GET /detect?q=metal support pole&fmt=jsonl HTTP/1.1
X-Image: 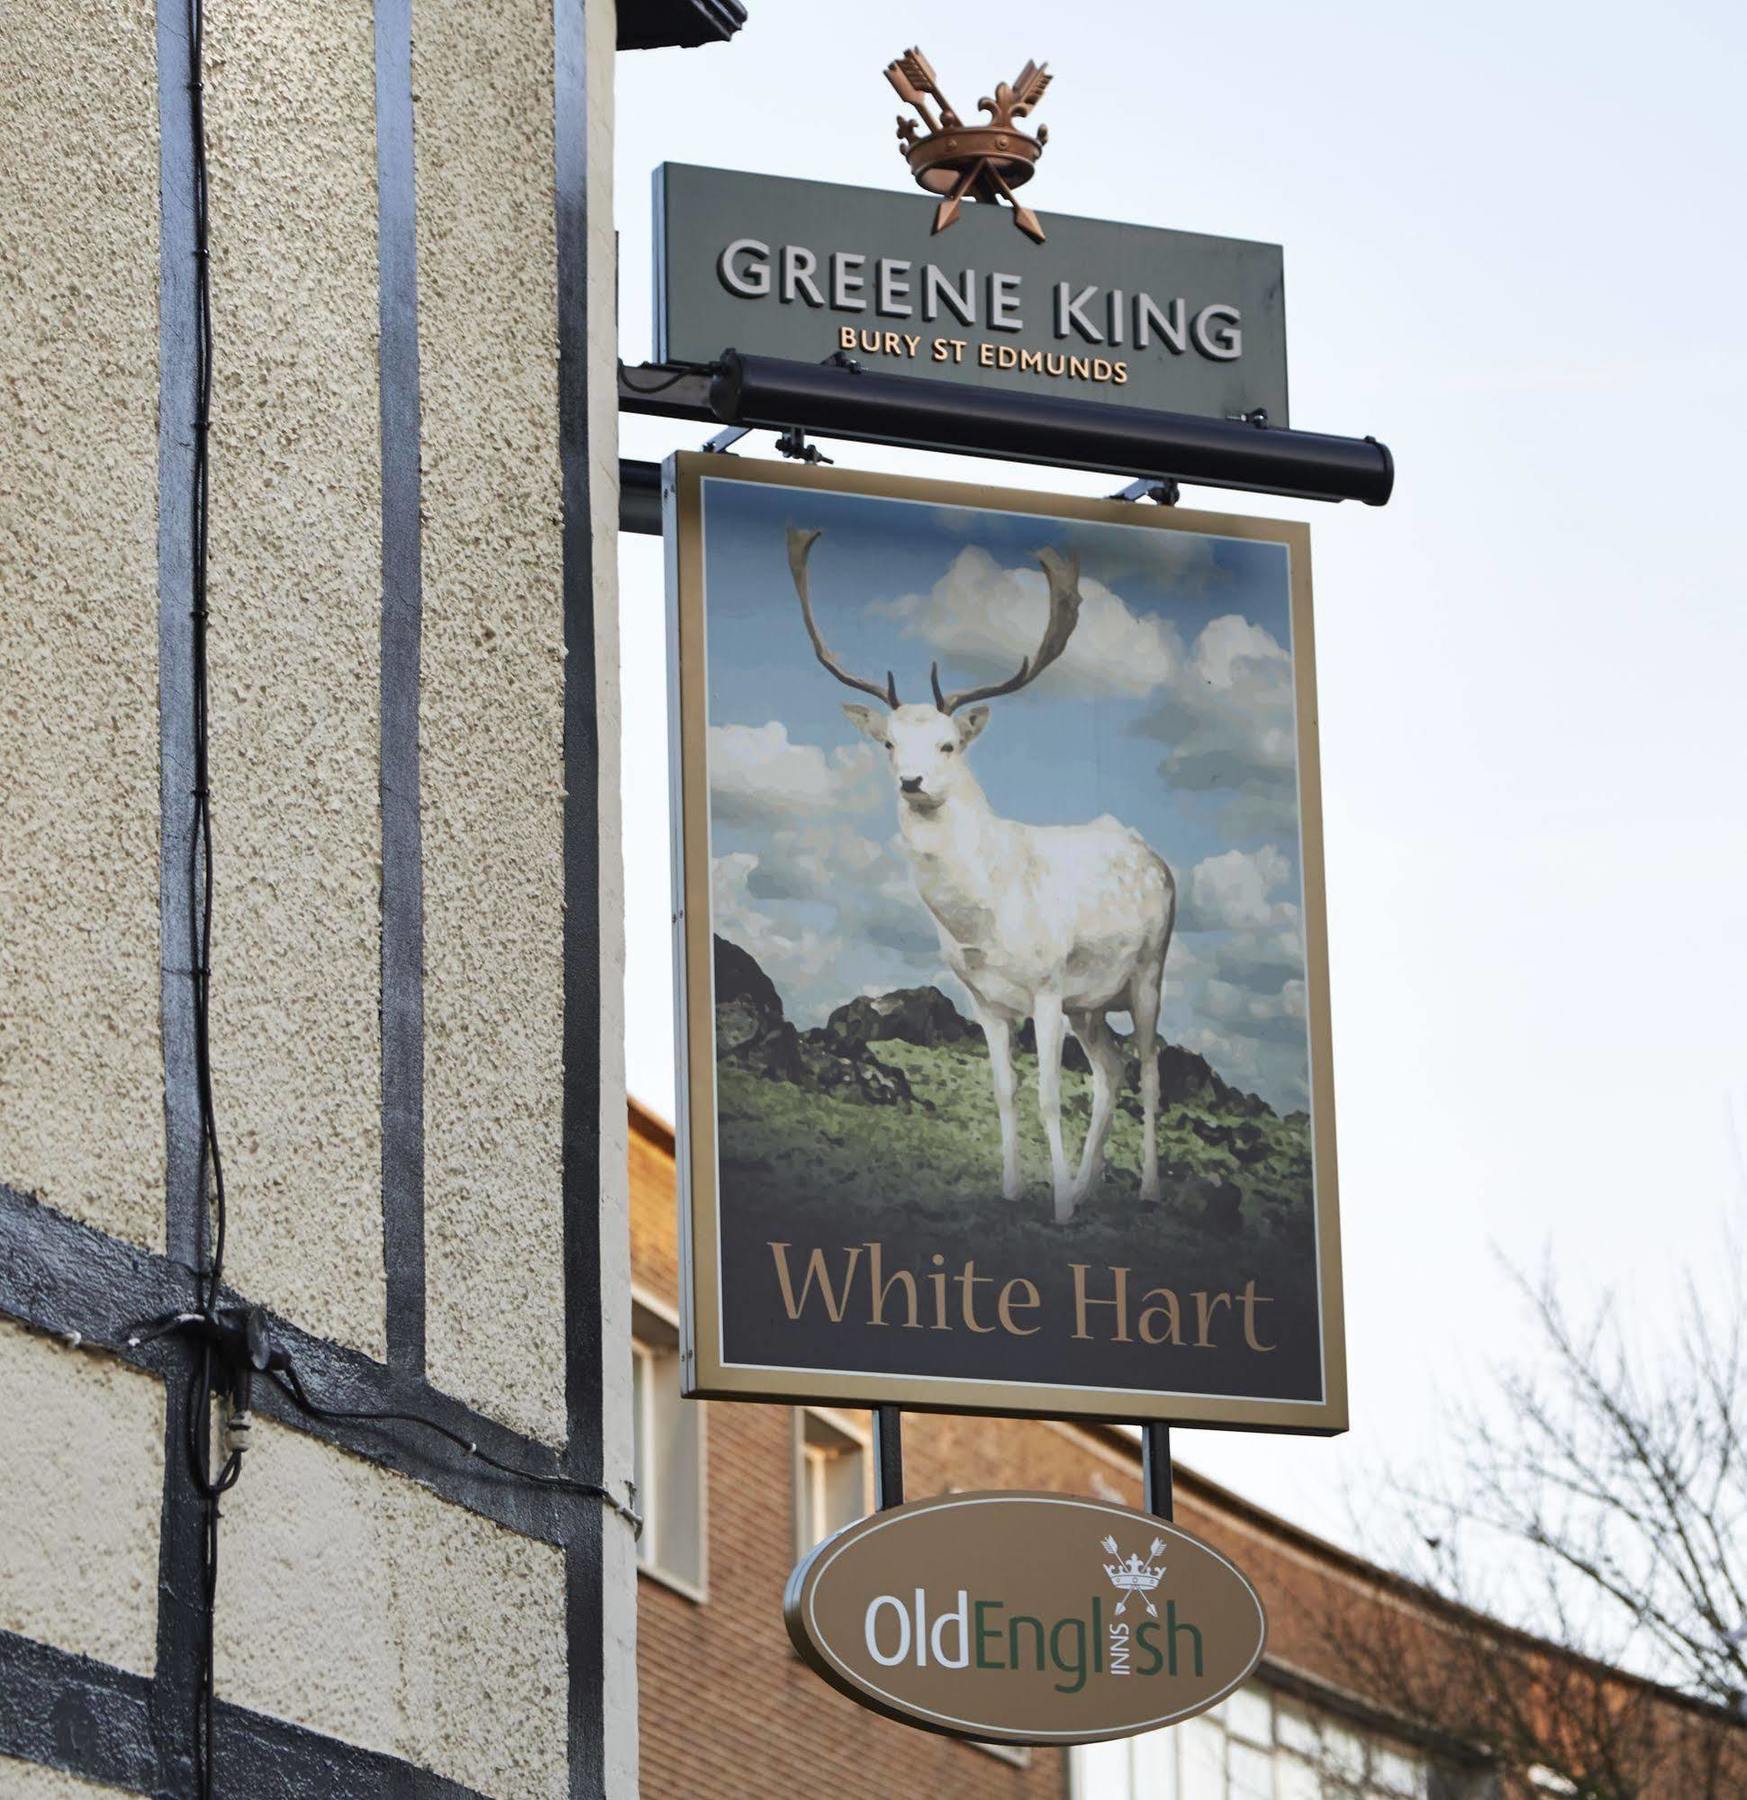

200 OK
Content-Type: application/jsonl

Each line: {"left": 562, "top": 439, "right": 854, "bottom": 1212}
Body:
{"left": 873, "top": 1405, "right": 904, "bottom": 1510}
{"left": 1142, "top": 1422, "right": 1174, "bottom": 1522}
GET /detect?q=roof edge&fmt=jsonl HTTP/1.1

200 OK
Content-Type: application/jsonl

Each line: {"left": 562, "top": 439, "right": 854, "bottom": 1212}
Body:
{"left": 617, "top": 0, "right": 746, "bottom": 52}
{"left": 629, "top": 1094, "right": 677, "bottom": 1154}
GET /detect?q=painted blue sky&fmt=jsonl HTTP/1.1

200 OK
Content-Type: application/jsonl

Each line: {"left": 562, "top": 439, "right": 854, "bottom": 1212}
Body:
{"left": 700, "top": 475, "right": 1314, "bottom": 1109}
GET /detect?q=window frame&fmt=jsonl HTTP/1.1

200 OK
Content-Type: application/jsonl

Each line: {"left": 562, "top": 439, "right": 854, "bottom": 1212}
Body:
{"left": 1067, "top": 1680, "right": 1452, "bottom": 1800}
{"left": 791, "top": 1405, "right": 874, "bottom": 1563}
{"left": 631, "top": 1287, "right": 708, "bottom": 1604}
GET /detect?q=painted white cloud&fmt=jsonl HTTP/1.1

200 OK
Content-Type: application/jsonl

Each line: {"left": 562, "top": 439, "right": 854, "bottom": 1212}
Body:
{"left": 1157, "top": 847, "right": 1313, "bottom": 1108}
{"left": 748, "top": 823, "right": 936, "bottom": 958}
{"left": 1073, "top": 527, "right": 1227, "bottom": 593}
{"left": 712, "top": 814, "right": 941, "bottom": 1029}
{"left": 1209, "top": 925, "right": 1306, "bottom": 992}
{"left": 711, "top": 852, "right": 838, "bottom": 997}
{"left": 746, "top": 818, "right": 883, "bottom": 898}
{"left": 707, "top": 722, "right": 880, "bottom": 827}
{"left": 1135, "top": 613, "right": 1299, "bottom": 833}
{"left": 876, "top": 544, "right": 1179, "bottom": 701}
{"left": 1194, "top": 613, "right": 1289, "bottom": 690}
{"left": 1176, "top": 1016, "right": 1310, "bottom": 1113}
{"left": 1200, "top": 976, "right": 1307, "bottom": 1034}
{"left": 1178, "top": 845, "right": 1299, "bottom": 932}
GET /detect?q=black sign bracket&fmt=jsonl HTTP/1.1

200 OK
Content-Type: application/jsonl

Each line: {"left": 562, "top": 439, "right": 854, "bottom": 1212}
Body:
{"left": 1142, "top": 1422, "right": 1175, "bottom": 1523}
{"left": 874, "top": 1404, "right": 904, "bottom": 1511}
{"left": 618, "top": 351, "right": 1392, "bottom": 518}
{"left": 869, "top": 1407, "right": 1175, "bottom": 1524}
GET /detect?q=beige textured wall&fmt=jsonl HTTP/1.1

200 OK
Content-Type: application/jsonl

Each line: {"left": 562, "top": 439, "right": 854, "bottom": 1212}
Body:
{"left": 2, "top": 0, "right": 635, "bottom": 1790}
{"left": 0, "top": 0, "right": 162, "bottom": 1249}
{"left": 218, "top": 1419, "right": 568, "bottom": 1798}
{"left": 0, "top": 1320, "right": 161, "bottom": 1676}
{"left": 0, "top": 1759, "right": 135, "bottom": 1798}
{"left": 415, "top": 0, "right": 568, "bottom": 1440}
{"left": 203, "top": 0, "right": 386, "bottom": 1358}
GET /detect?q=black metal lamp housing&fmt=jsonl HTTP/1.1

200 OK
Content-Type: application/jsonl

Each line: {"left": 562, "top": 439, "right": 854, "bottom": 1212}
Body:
{"left": 707, "top": 350, "right": 1393, "bottom": 506}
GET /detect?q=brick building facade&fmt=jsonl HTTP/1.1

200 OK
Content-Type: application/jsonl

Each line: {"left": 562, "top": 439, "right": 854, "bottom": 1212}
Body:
{"left": 629, "top": 1103, "right": 1747, "bottom": 1800}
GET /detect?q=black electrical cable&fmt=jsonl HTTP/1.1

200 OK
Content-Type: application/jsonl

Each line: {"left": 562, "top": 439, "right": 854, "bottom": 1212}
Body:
{"left": 617, "top": 361, "right": 698, "bottom": 395}
{"left": 186, "top": 0, "right": 223, "bottom": 1309}
{"left": 268, "top": 1365, "right": 643, "bottom": 1533}
{"left": 182, "top": 2, "right": 236, "bottom": 1794}
{"left": 164, "top": 14, "right": 638, "bottom": 1789}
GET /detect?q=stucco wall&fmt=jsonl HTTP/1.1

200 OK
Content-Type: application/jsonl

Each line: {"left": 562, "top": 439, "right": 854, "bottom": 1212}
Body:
{"left": 1, "top": 0, "right": 633, "bottom": 1790}
{"left": 415, "top": 0, "right": 568, "bottom": 1441}
{"left": 0, "top": 0, "right": 162, "bottom": 1250}
{"left": 0, "top": 1319, "right": 161, "bottom": 1677}
{"left": 217, "top": 1418, "right": 568, "bottom": 1798}
{"left": 0, "top": 1759, "right": 135, "bottom": 1798}
{"left": 204, "top": 0, "right": 387, "bottom": 1358}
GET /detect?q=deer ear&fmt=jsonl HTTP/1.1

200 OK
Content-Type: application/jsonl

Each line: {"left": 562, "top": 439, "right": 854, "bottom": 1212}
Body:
{"left": 841, "top": 703, "right": 888, "bottom": 743}
{"left": 957, "top": 705, "right": 992, "bottom": 745}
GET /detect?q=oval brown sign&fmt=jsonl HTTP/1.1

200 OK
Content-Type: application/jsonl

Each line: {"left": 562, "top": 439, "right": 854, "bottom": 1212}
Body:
{"left": 783, "top": 1490, "right": 1267, "bottom": 1745}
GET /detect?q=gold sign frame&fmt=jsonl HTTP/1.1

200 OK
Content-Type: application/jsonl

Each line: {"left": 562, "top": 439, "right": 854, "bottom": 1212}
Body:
{"left": 666, "top": 452, "right": 1346, "bottom": 1432}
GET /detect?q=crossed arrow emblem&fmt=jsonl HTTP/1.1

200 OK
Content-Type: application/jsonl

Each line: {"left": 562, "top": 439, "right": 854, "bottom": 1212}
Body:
{"left": 884, "top": 47, "right": 1053, "bottom": 244}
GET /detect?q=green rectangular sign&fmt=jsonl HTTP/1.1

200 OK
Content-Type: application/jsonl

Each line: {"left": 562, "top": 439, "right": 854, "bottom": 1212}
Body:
{"left": 654, "top": 163, "right": 1289, "bottom": 425}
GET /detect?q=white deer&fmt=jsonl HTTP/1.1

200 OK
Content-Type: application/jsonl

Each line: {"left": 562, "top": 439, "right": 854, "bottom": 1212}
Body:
{"left": 788, "top": 527, "right": 1177, "bottom": 1223}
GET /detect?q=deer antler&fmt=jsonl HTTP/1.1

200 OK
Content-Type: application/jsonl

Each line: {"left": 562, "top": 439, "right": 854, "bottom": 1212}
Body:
{"left": 930, "top": 546, "right": 1083, "bottom": 713}
{"left": 788, "top": 528, "right": 899, "bottom": 708}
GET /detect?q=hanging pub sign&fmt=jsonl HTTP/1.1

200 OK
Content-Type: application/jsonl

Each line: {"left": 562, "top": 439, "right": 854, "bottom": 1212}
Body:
{"left": 784, "top": 1491, "right": 1267, "bottom": 1745}
{"left": 653, "top": 146, "right": 1289, "bottom": 426}
{"left": 666, "top": 452, "right": 1345, "bottom": 1431}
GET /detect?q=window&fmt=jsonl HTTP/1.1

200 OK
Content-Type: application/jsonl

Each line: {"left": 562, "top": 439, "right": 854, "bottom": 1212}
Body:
{"left": 792, "top": 1407, "right": 871, "bottom": 1557}
{"left": 631, "top": 1294, "right": 705, "bottom": 1597}
{"left": 1069, "top": 1683, "right": 1462, "bottom": 1800}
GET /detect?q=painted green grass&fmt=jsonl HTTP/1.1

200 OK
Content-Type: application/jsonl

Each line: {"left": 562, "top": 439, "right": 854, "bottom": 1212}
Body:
{"left": 716, "top": 1040, "right": 1314, "bottom": 1289}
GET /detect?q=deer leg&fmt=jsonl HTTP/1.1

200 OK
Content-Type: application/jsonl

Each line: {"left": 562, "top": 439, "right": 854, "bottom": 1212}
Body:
{"left": 1033, "top": 993, "right": 1074, "bottom": 1221}
{"left": 1131, "top": 965, "right": 1164, "bottom": 1203}
{"left": 975, "top": 1007, "right": 1023, "bottom": 1201}
{"left": 1068, "top": 1010, "right": 1123, "bottom": 1206}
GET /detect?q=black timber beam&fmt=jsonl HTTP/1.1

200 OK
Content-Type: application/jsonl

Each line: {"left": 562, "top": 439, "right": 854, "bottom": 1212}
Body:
{"left": 0, "top": 1183, "right": 580, "bottom": 1546}
{"left": 0, "top": 1630, "right": 489, "bottom": 1799}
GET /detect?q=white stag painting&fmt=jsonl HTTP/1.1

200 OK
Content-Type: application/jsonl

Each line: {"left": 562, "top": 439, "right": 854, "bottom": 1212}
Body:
{"left": 788, "top": 525, "right": 1177, "bottom": 1223}
{"left": 683, "top": 464, "right": 1335, "bottom": 1415}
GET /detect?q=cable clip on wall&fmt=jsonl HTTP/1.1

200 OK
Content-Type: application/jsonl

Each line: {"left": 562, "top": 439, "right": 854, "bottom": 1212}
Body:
{"left": 127, "top": 1304, "right": 645, "bottom": 1535}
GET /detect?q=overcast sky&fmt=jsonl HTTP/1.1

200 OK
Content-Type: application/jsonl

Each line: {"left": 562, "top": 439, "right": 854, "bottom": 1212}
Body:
{"left": 615, "top": 0, "right": 1747, "bottom": 1551}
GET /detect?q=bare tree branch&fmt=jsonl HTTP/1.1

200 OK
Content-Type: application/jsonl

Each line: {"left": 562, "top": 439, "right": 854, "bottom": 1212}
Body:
{"left": 1312, "top": 1244, "right": 1747, "bottom": 1797}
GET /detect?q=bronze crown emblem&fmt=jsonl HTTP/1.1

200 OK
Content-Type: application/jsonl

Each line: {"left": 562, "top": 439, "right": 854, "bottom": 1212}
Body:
{"left": 884, "top": 47, "right": 1052, "bottom": 243}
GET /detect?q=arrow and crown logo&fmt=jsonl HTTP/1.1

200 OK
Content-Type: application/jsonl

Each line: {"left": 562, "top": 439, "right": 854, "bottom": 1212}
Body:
{"left": 1101, "top": 1533, "right": 1168, "bottom": 1617}
{"left": 884, "top": 47, "right": 1053, "bottom": 242}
